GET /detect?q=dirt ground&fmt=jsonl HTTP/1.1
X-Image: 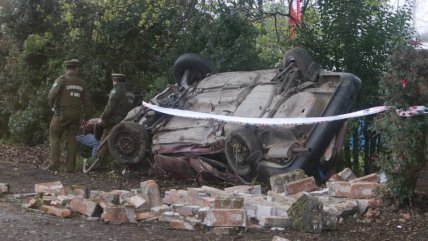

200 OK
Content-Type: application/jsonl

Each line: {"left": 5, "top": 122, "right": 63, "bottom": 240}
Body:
{"left": 1, "top": 144, "right": 428, "bottom": 241}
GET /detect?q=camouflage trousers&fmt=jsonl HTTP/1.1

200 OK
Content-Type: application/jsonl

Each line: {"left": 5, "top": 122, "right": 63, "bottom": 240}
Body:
{"left": 49, "top": 111, "right": 80, "bottom": 171}
{"left": 97, "top": 125, "right": 114, "bottom": 169}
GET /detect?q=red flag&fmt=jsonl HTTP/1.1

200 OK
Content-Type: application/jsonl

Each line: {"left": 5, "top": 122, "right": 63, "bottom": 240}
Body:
{"left": 289, "top": 0, "right": 301, "bottom": 40}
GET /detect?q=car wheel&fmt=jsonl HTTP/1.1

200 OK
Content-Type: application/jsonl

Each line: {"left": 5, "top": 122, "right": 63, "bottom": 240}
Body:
{"left": 282, "top": 47, "right": 321, "bottom": 82}
{"left": 108, "top": 121, "right": 149, "bottom": 166}
{"left": 225, "top": 129, "right": 262, "bottom": 181}
{"left": 172, "top": 53, "right": 216, "bottom": 88}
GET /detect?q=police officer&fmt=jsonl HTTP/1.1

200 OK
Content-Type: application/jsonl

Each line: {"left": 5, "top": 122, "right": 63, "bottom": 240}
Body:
{"left": 96, "top": 73, "right": 135, "bottom": 169}
{"left": 47, "top": 59, "right": 91, "bottom": 172}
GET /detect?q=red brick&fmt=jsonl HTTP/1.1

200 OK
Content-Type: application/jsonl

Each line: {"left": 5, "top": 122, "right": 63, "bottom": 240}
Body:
{"left": 170, "top": 218, "right": 201, "bottom": 230}
{"left": 214, "top": 196, "right": 244, "bottom": 209}
{"left": 200, "top": 186, "right": 227, "bottom": 197}
{"left": 69, "top": 197, "right": 102, "bottom": 217}
{"left": 285, "top": 176, "right": 317, "bottom": 195}
{"left": 224, "top": 185, "right": 262, "bottom": 195}
{"left": 101, "top": 206, "right": 129, "bottom": 224}
{"left": 126, "top": 195, "right": 148, "bottom": 209}
{"left": 61, "top": 185, "right": 88, "bottom": 198}
{"left": 270, "top": 169, "right": 307, "bottom": 194}
{"left": 163, "top": 189, "right": 178, "bottom": 205}
{"left": 204, "top": 209, "right": 247, "bottom": 227}
{"left": 89, "top": 190, "right": 120, "bottom": 206}
{"left": 338, "top": 168, "right": 357, "bottom": 181}
{"left": 328, "top": 174, "right": 343, "bottom": 181}
{"left": 350, "top": 182, "right": 379, "bottom": 199}
{"left": 23, "top": 198, "right": 40, "bottom": 209}
{"left": 34, "top": 181, "right": 64, "bottom": 195}
{"left": 140, "top": 180, "right": 162, "bottom": 207}
{"left": 327, "top": 181, "right": 351, "bottom": 198}
{"left": 173, "top": 204, "right": 199, "bottom": 217}
{"left": 41, "top": 205, "right": 72, "bottom": 218}
{"left": 259, "top": 216, "right": 291, "bottom": 228}
{"left": 136, "top": 211, "right": 159, "bottom": 221}
{"left": 350, "top": 173, "right": 379, "bottom": 183}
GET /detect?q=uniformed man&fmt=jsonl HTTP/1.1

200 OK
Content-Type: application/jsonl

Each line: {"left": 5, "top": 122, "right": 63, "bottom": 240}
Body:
{"left": 47, "top": 59, "right": 91, "bottom": 172}
{"left": 96, "top": 73, "right": 135, "bottom": 169}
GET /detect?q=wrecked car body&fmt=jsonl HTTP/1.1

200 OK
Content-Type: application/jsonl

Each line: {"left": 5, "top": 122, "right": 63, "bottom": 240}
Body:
{"left": 107, "top": 48, "right": 361, "bottom": 184}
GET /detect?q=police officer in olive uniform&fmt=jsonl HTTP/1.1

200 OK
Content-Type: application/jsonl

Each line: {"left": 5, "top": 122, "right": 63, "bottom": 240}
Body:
{"left": 97, "top": 73, "right": 135, "bottom": 169}
{"left": 47, "top": 59, "right": 91, "bottom": 172}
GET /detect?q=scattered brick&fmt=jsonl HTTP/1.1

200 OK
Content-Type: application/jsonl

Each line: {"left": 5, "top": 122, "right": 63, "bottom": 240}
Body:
{"left": 163, "top": 189, "right": 178, "bottom": 205}
{"left": 350, "top": 173, "right": 379, "bottom": 183}
{"left": 126, "top": 195, "right": 148, "bottom": 209}
{"left": 321, "top": 197, "right": 358, "bottom": 218}
{"left": 270, "top": 169, "right": 307, "bottom": 193}
{"left": 110, "top": 190, "right": 133, "bottom": 204}
{"left": 356, "top": 198, "right": 382, "bottom": 214}
{"left": 140, "top": 180, "right": 162, "bottom": 207}
{"left": 173, "top": 204, "right": 199, "bottom": 217}
{"left": 214, "top": 196, "right": 244, "bottom": 209}
{"left": 328, "top": 174, "right": 343, "bottom": 181}
{"left": 200, "top": 186, "right": 227, "bottom": 197}
{"left": 170, "top": 217, "right": 202, "bottom": 230}
{"left": 34, "top": 181, "right": 64, "bottom": 196}
{"left": 101, "top": 206, "right": 129, "bottom": 224}
{"left": 204, "top": 209, "right": 247, "bottom": 227}
{"left": 61, "top": 185, "right": 88, "bottom": 198}
{"left": 89, "top": 190, "right": 120, "bottom": 206}
{"left": 125, "top": 206, "right": 137, "bottom": 223}
{"left": 350, "top": 182, "right": 379, "bottom": 199}
{"left": 151, "top": 205, "right": 173, "bottom": 215}
{"left": 327, "top": 181, "right": 351, "bottom": 198}
{"left": 40, "top": 205, "right": 72, "bottom": 218}
{"left": 224, "top": 185, "right": 262, "bottom": 195}
{"left": 259, "top": 216, "right": 291, "bottom": 228}
{"left": 23, "top": 198, "right": 40, "bottom": 209}
{"left": 136, "top": 211, "right": 159, "bottom": 221}
{"left": 337, "top": 168, "right": 357, "bottom": 181}
{"left": 285, "top": 176, "right": 317, "bottom": 195}
{"left": 197, "top": 207, "right": 209, "bottom": 222}
{"left": 159, "top": 211, "right": 182, "bottom": 222}
{"left": 69, "top": 197, "right": 102, "bottom": 217}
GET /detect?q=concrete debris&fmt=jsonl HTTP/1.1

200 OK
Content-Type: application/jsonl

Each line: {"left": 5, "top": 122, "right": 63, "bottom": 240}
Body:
{"left": 18, "top": 169, "right": 383, "bottom": 234}
{"left": 288, "top": 193, "right": 337, "bottom": 233}
{"left": 272, "top": 236, "right": 291, "bottom": 241}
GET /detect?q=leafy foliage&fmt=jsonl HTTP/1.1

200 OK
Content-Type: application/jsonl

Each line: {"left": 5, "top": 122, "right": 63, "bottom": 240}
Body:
{"left": 295, "top": 0, "right": 415, "bottom": 176}
{"left": 372, "top": 47, "right": 428, "bottom": 205}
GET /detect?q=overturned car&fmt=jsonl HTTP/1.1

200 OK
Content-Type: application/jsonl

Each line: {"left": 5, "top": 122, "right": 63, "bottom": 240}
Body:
{"left": 106, "top": 47, "right": 361, "bottom": 184}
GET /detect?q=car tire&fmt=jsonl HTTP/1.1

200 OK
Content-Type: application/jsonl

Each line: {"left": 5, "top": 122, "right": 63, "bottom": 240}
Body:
{"left": 282, "top": 47, "right": 321, "bottom": 82}
{"left": 172, "top": 53, "right": 215, "bottom": 88}
{"left": 108, "top": 121, "right": 149, "bottom": 166}
{"left": 225, "top": 129, "right": 262, "bottom": 181}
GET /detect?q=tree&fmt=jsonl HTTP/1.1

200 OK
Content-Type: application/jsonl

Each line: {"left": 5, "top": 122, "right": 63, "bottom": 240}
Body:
{"left": 295, "top": 0, "right": 414, "bottom": 175}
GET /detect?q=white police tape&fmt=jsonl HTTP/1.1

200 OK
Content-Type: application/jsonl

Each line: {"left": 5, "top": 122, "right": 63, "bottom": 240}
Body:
{"left": 396, "top": 105, "right": 428, "bottom": 117}
{"left": 143, "top": 102, "right": 426, "bottom": 126}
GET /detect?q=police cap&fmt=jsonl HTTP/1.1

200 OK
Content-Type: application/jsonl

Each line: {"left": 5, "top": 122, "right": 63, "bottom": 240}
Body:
{"left": 64, "top": 59, "right": 79, "bottom": 67}
{"left": 111, "top": 73, "right": 126, "bottom": 82}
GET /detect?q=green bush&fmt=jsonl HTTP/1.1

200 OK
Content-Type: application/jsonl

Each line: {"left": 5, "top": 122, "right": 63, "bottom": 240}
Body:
{"left": 8, "top": 81, "right": 51, "bottom": 145}
{"left": 372, "top": 46, "right": 428, "bottom": 205}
